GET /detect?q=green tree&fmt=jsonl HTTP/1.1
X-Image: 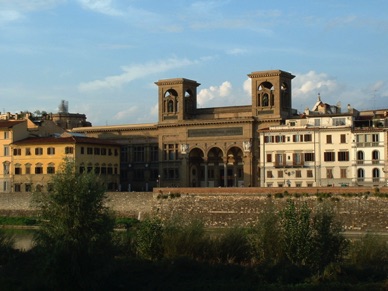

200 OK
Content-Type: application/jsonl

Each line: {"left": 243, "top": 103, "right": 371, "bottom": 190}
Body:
{"left": 33, "top": 160, "right": 115, "bottom": 289}
{"left": 279, "top": 200, "right": 313, "bottom": 267}
{"left": 133, "top": 218, "right": 164, "bottom": 261}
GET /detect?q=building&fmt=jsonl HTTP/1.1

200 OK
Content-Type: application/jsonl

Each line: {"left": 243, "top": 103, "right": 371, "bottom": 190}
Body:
{"left": 11, "top": 133, "right": 120, "bottom": 192}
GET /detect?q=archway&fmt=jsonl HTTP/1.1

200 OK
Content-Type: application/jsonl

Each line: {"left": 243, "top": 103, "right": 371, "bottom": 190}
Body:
{"left": 188, "top": 148, "right": 205, "bottom": 187}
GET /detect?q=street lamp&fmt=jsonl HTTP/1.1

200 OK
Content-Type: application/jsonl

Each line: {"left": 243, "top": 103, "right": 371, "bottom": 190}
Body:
{"left": 157, "top": 174, "right": 161, "bottom": 187}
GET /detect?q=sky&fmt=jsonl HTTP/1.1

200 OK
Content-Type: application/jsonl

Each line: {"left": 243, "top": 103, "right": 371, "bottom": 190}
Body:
{"left": 0, "top": 0, "right": 387, "bottom": 126}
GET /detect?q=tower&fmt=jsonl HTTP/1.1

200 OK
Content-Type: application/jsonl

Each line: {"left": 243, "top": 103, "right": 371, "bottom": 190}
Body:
{"left": 155, "top": 78, "right": 200, "bottom": 123}
{"left": 248, "top": 70, "right": 295, "bottom": 127}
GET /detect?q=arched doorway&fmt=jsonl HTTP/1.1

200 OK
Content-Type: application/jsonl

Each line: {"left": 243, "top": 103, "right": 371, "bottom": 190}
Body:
{"left": 188, "top": 148, "right": 205, "bottom": 187}
{"left": 226, "top": 147, "right": 244, "bottom": 187}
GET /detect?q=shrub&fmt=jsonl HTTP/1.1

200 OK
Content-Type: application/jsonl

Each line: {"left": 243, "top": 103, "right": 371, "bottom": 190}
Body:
{"left": 133, "top": 218, "right": 164, "bottom": 261}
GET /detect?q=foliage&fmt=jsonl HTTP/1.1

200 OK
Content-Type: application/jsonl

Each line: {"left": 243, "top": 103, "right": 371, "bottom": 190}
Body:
{"left": 0, "top": 216, "right": 38, "bottom": 226}
{"left": 133, "top": 218, "right": 164, "bottom": 261}
{"left": 33, "top": 160, "right": 115, "bottom": 289}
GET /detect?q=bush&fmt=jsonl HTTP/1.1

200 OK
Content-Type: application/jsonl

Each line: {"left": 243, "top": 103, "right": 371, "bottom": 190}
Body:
{"left": 133, "top": 218, "right": 164, "bottom": 261}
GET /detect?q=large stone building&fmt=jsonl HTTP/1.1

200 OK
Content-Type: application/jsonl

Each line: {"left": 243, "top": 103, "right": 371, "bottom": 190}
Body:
{"left": 71, "top": 69, "right": 388, "bottom": 191}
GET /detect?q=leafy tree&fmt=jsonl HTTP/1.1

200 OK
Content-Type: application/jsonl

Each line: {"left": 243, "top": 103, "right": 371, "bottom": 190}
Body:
{"left": 279, "top": 200, "right": 313, "bottom": 267}
{"left": 33, "top": 160, "right": 115, "bottom": 289}
{"left": 133, "top": 218, "right": 164, "bottom": 261}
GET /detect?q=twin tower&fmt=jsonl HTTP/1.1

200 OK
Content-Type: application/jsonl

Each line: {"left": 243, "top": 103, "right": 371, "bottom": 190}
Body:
{"left": 155, "top": 69, "right": 295, "bottom": 124}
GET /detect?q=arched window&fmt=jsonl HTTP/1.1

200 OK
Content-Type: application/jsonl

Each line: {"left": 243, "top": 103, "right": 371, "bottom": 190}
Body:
{"left": 47, "top": 163, "right": 55, "bottom": 174}
{"left": 357, "top": 151, "right": 364, "bottom": 164}
{"left": 372, "top": 150, "right": 379, "bottom": 163}
{"left": 167, "top": 100, "right": 174, "bottom": 112}
{"left": 357, "top": 168, "right": 364, "bottom": 182}
{"left": 262, "top": 93, "right": 269, "bottom": 106}
{"left": 372, "top": 168, "right": 380, "bottom": 182}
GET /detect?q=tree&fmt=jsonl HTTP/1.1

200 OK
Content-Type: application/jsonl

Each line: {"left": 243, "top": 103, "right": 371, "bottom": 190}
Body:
{"left": 33, "top": 160, "right": 115, "bottom": 289}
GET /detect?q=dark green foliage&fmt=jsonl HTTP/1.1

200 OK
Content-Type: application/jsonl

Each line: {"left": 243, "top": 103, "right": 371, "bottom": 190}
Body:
{"left": 348, "top": 233, "right": 388, "bottom": 267}
{"left": 33, "top": 160, "right": 115, "bottom": 289}
{"left": 0, "top": 216, "right": 38, "bottom": 226}
{"left": 133, "top": 218, "right": 164, "bottom": 260}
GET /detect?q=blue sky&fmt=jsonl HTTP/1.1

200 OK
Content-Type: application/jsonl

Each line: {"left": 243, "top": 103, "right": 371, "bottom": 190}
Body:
{"left": 0, "top": 0, "right": 387, "bottom": 126}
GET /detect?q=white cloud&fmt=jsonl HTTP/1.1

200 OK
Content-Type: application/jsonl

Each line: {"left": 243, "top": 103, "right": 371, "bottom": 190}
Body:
{"left": 113, "top": 105, "right": 138, "bottom": 121}
{"left": 77, "top": 0, "right": 122, "bottom": 16}
{"left": 197, "top": 81, "right": 232, "bottom": 106}
{"left": 78, "top": 57, "right": 201, "bottom": 92}
{"left": 0, "top": 10, "right": 23, "bottom": 24}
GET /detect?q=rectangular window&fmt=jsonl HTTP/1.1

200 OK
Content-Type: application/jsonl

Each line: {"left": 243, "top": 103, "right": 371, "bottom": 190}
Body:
{"left": 293, "top": 135, "right": 303, "bottom": 142}
{"left": 295, "top": 170, "right": 301, "bottom": 178}
{"left": 314, "top": 119, "right": 320, "bottom": 126}
{"left": 338, "top": 151, "right": 349, "bottom": 161}
{"left": 94, "top": 147, "right": 100, "bottom": 155}
{"left": 87, "top": 147, "right": 93, "bottom": 155}
{"left": 4, "top": 146, "right": 9, "bottom": 156}
{"left": 326, "top": 135, "right": 332, "bottom": 144}
{"left": 15, "top": 167, "right": 22, "bottom": 175}
{"left": 13, "top": 148, "right": 21, "bottom": 156}
{"left": 25, "top": 166, "right": 31, "bottom": 174}
{"left": 81, "top": 147, "right": 85, "bottom": 154}
{"left": 293, "top": 153, "right": 303, "bottom": 165}
{"left": 35, "top": 147, "right": 43, "bottom": 155}
{"left": 275, "top": 135, "right": 285, "bottom": 143}
{"left": 101, "top": 148, "right": 107, "bottom": 155}
{"left": 4, "top": 131, "right": 9, "bottom": 139}
{"left": 307, "top": 170, "right": 313, "bottom": 178}
{"left": 35, "top": 166, "right": 43, "bottom": 174}
{"left": 163, "top": 168, "right": 179, "bottom": 180}
{"left": 333, "top": 118, "right": 346, "bottom": 126}
{"left": 25, "top": 184, "right": 32, "bottom": 192}
{"left": 25, "top": 148, "right": 31, "bottom": 155}
{"left": 340, "top": 168, "right": 347, "bottom": 179}
{"left": 340, "top": 134, "right": 346, "bottom": 143}
{"left": 14, "top": 184, "right": 21, "bottom": 192}
{"left": 134, "top": 146, "right": 145, "bottom": 162}
{"left": 47, "top": 166, "right": 55, "bottom": 174}
{"left": 266, "top": 171, "right": 273, "bottom": 178}
{"left": 324, "top": 152, "right": 335, "bottom": 162}
{"left": 278, "top": 170, "right": 283, "bottom": 178}
{"left": 266, "top": 153, "right": 272, "bottom": 163}
{"left": 264, "top": 136, "right": 274, "bottom": 143}
{"left": 326, "top": 168, "right": 333, "bottom": 179}
{"left": 304, "top": 134, "right": 312, "bottom": 142}
{"left": 65, "top": 147, "right": 74, "bottom": 154}
{"left": 372, "top": 134, "right": 379, "bottom": 143}
{"left": 304, "top": 152, "right": 315, "bottom": 162}
{"left": 47, "top": 147, "right": 55, "bottom": 155}
{"left": 150, "top": 146, "right": 159, "bottom": 161}
{"left": 164, "top": 144, "right": 178, "bottom": 161}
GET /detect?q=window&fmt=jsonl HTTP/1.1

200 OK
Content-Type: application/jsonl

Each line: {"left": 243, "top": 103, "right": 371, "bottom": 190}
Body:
{"left": 35, "top": 164, "right": 43, "bottom": 174}
{"left": 164, "top": 144, "right": 178, "bottom": 161}
{"left": 333, "top": 118, "right": 346, "bottom": 126}
{"left": 163, "top": 168, "right": 179, "bottom": 180}
{"left": 264, "top": 136, "right": 274, "bottom": 143}
{"left": 25, "top": 184, "right": 32, "bottom": 192}
{"left": 314, "top": 119, "right": 321, "bottom": 126}
{"left": 275, "top": 154, "right": 284, "bottom": 165}
{"left": 266, "top": 153, "right": 272, "bottom": 162}
{"left": 101, "top": 148, "right": 107, "bottom": 155}
{"left": 326, "top": 135, "right": 332, "bottom": 144}
{"left": 340, "top": 134, "right": 346, "bottom": 143}
{"left": 293, "top": 134, "right": 303, "bottom": 142}
{"left": 4, "top": 132, "right": 9, "bottom": 139}
{"left": 150, "top": 146, "right": 159, "bottom": 161}
{"left": 14, "top": 164, "right": 22, "bottom": 175}
{"left": 293, "top": 153, "right": 303, "bottom": 165}
{"left": 372, "top": 150, "right": 379, "bottom": 163}
{"left": 25, "top": 164, "right": 31, "bottom": 174}
{"left": 25, "top": 148, "right": 31, "bottom": 155}
{"left": 304, "top": 134, "right": 312, "bottom": 142}
{"left": 340, "top": 168, "right": 347, "bottom": 179}
{"left": 3, "top": 162, "right": 9, "bottom": 175}
{"left": 324, "top": 152, "right": 335, "bottom": 162}
{"left": 65, "top": 147, "right": 74, "bottom": 154}
{"left": 266, "top": 171, "right": 273, "bottom": 178}
{"left": 338, "top": 151, "right": 349, "bottom": 161}
{"left": 87, "top": 147, "right": 93, "bottom": 155}
{"left": 295, "top": 170, "right": 301, "bottom": 178}
{"left": 35, "top": 147, "right": 43, "bottom": 155}
{"left": 14, "top": 184, "right": 21, "bottom": 192}
{"left": 81, "top": 147, "right": 85, "bottom": 154}
{"left": 79, "top": 164, "right": 85, "bottom": 174}
{"left": 278, "top": 170, "right": 283, "bottom": 178}
{"left": 47, "top": 164, "right": 55, "bottom": 174}
{"left": 357, "top": 168, "right": 364, "bottom": 181}
{"left": 307, "top": 170, "right": 313, "bottom": 178}
{"left": 372, "top": 168, "right": 380, "bottom": 182}
{"left": 372, "top": 134, "right": 379, "bottom": 143}
{"left": 47, "top": 147, "right": 55, "bottom": 155}
{"left": 326, "top": 168, "right": 333, "bottom": 179}
{"left": 13, "top": 148, "right": 21, "bottom": 156}
{"left": 304, "top": 152, "right": 315, "bottom": 162}
{"left": 275, "top": 135, "right": 285, "bottom": 143}
{"left": 134, "top": 146, "right": 145, "bottom": 162}
{"left": 94, "top": 147, "right": 100, "bottom": 155}
{"left": 4, "top": 146, "right": 9, "bottom": 156}
{"left": 357, "top": 151, "right": 364, "bottom": 164}
{"left": 107, "top": 164, "right": 113, "bottom": 174}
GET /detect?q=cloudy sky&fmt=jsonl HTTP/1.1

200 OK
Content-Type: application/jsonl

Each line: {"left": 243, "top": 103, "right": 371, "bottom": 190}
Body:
{"left": 1, "top": 0, "right": 387, "bottom": 126}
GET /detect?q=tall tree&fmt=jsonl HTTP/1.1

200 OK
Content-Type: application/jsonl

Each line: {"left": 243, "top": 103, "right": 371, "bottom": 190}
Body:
{"left": 34, "top": 160, "right": 115, "bottom": 289}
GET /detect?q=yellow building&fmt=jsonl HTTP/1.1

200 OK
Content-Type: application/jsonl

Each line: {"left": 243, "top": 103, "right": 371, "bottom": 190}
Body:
{"left": 0, "top": 120, "right": 29, "bottom": 193}
{"left": 11, "top": 134, "right": 120, "bottom": 192}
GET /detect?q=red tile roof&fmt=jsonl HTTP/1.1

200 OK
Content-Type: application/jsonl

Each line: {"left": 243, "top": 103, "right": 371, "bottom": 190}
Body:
{"left": 12, "top": 136, "right": 120, "bottom": 146}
